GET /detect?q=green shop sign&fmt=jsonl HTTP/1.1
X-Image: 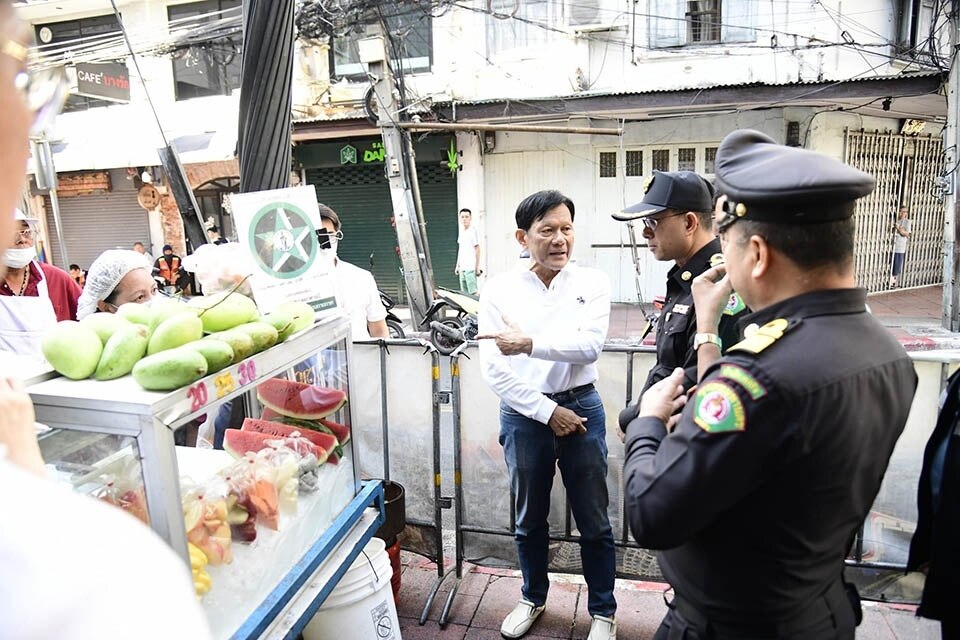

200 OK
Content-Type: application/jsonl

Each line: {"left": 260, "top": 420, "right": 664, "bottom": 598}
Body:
{"left": 294, "top": 135, "right": 456, "bottom": 171}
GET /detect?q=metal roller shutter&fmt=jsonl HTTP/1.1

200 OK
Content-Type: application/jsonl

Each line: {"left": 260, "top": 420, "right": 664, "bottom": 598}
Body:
{"left": 305, "top": 163, "right": 458, "bottom": 301}
{"left": 43, "top": 192, "right": 151, "bottom": 271}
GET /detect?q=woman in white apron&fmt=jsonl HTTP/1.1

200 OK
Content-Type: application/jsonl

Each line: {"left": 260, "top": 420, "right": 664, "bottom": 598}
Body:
{"left": 0, "top": 210, "right": 56, "bottom": 357}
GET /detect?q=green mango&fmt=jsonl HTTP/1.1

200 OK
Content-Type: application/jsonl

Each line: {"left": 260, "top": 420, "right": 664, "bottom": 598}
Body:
{"left": 262, "top": 311, "right": 296, "bottom": 342}
{"left": 94, "top": 323, "right": 149, "bottom": 380}
{"left": 188, "top": 292, "right": 259, "bottom": 333}
{"left": 116, "top": 302, "right": 153, "bottom": 328}
{"left": 183, "top": 339, "right": 234, "bottom": 374}
{"left": 233, "top": 321, "right": 279, "bottom": 354}
{"left": 41, "top": 321, "right": 103, "bottom": 380}
{"left": 148, "top": 298, "right": 197, "bottom": 334}
{"left": 205, "top": 330, "right": 255, "bottom": 363}
{"left": 132, "top": 348, "right": 208, "bottom": 391}
{"left": 147, "top": 313, "right": 204, "bottom": 355}
{"left": 80, "top": 313, "right": 132, "bottom": 346}
{"left": 271, "top": 301, "right": 315, "bottom": 334}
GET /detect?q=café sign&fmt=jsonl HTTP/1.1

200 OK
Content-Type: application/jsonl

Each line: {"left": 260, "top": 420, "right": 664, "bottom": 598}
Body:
{"left": 75, "top": 62, "right": 130, "bottom": 103}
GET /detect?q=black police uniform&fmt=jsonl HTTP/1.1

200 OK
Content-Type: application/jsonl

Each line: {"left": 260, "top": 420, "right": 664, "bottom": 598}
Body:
{"left": 622, "top": 130, "right": 919, "bottom": 640}
{"left": 642, "top": 237, "right": 743, "bottom": 393}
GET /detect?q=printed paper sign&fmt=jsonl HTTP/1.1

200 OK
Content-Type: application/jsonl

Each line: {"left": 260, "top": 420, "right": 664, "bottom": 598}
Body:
{"left": 229, "top": 185, "right": 338, "bottom": 316}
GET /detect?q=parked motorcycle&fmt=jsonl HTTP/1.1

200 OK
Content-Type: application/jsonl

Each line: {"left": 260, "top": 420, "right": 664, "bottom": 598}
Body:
{"left": 368, "top": 253, "right": 406, "bottom": 338}
{"left": 379, "top": 288, "right": 406, "bottom": 339}
{"left": 422, "top": 287, "right": 479, "bottom": 355}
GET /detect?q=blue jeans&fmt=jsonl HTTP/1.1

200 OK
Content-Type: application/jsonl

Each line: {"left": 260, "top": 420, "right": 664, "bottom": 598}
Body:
{"left": 499, "top": 387, "right": 617, "bottom": 618}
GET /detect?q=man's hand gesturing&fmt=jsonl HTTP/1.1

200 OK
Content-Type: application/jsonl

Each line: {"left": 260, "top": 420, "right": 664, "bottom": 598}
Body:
{"left": 476, "top": 315, "right": 533, "bottom": 356}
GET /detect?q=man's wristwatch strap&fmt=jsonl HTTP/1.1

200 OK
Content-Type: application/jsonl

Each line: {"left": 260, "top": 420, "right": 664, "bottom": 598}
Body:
{"left": 694, "top": 333, "right": 722, "bottom": 351}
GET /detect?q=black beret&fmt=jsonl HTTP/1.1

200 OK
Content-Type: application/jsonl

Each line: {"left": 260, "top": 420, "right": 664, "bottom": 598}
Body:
{"left": 715, "top": 129, "right": 876, "bottom": 224}
{"left": 613, "top": 170, "right": 713, "bottom": 221}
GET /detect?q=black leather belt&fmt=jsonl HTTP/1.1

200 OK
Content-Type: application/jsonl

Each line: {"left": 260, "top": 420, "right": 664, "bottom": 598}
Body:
{"left": 545, "top": 383, "right": 595, "bottom": 404}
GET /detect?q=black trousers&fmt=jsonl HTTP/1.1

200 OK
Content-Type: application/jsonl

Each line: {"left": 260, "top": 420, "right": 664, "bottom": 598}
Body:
{"left": 652, "top": 583, "right": 856, "bottom": 640}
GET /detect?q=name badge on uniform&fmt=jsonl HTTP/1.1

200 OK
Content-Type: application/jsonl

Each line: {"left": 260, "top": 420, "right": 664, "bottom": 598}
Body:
{"left": 672, "top": 304, "right": 690, "bottom": 315}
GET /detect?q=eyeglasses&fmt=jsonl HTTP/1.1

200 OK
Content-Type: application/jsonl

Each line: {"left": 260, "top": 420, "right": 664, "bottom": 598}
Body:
{"left": 13, "top": 228, "right": 34, "bottom": 242}
{"left": 641, "top": 212, "right": 686, "bottom": 231}
{"left": 1, "top": 37, "right": 68, "bottom": 135}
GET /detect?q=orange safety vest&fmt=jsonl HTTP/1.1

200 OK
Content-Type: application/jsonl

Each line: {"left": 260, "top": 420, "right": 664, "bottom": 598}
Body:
{"left": 157, "top": 255, "right": 181, "bottom": 284}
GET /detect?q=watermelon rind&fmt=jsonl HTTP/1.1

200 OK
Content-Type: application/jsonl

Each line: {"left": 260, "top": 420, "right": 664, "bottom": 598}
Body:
{"left": 256, "top": 378, "right": 347, "bottom": 419}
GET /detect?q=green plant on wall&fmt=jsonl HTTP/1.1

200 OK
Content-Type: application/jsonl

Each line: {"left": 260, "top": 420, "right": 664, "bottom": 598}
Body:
{"left": 446, "top": 139, "right": 460, "bottom": 177}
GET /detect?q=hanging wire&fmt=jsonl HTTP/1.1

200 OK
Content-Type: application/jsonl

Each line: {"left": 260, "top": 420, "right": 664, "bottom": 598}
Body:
{"left": 108, "top": 0, "right": 168, "bottom": 146}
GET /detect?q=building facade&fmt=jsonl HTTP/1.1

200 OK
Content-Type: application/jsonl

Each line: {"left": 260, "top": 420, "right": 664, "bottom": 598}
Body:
{"left": 18, "top": 0, "right": 950, "bottom": 298}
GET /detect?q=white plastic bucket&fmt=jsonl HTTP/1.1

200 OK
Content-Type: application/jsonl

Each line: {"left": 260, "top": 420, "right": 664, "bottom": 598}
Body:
{"left": 303, "top": 536, "right": 402, "bottom": 640}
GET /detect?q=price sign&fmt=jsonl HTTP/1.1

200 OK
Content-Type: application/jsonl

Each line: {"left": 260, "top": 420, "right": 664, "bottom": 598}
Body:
{"left": 182, "top": 356, "right": 259, "bottom": 414}
{"left": 237, "top": 360, "right": 257, "bottom": 386}
{"left": 187, "top": 381, "right": 208, "bottom": 412}
{"left": 214, "top": 371, "right": 235, "bottom": 399}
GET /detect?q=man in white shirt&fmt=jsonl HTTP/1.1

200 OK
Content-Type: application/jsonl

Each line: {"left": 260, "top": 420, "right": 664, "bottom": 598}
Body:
{"left": 318, "top": 204, "right": 389, "bottom": 341}
{"left": 455, "top": 208, "right": 481, "bottom": 294}
{"left": 477, "top": 190, "right": 617, "bottom": 640}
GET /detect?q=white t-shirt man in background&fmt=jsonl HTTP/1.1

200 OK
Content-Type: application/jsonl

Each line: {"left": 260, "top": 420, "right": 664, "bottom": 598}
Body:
{"left": 456, "top": 208, "right": 481, "bottom": 294}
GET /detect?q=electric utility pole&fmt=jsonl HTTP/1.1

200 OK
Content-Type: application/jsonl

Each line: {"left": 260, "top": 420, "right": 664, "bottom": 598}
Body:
{"left": 360, "top": 34, "right": 435, "bottom": 327}
{"left": 943, "top": 5, "right": 960, "bottom": 330}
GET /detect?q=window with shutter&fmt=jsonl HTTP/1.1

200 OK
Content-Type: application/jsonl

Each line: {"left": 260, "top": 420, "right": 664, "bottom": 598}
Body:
{"left": 649, "top": 0, "right": 756, "bottom": 48}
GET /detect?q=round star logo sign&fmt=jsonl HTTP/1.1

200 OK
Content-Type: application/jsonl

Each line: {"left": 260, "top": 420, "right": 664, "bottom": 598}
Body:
{"left": 248, "top": 202, "right": 317, "bottom": 279}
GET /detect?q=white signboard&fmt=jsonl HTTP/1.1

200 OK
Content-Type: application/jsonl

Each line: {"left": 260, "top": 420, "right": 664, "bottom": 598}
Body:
{"left": 229, "top": 185, "right": 338, "bottom": 315}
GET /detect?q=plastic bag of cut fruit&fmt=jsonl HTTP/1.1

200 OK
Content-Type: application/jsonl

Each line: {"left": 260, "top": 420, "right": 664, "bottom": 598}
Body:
{"left": 181, "top": 242, "right": 255, "bottom": 296}
{"left": 255, "top": 443, "right": 302, "bottom": 515}
{"left": 219, "top": 456, "right": 260, "bottom": 543}
{"left": 182, "top": 481, "right": 233, "bottom": 566}
{"left": 92, "top": 460, "right": 149, "bottom": 525}
{"left": 222, "top": 453, "right": 280, "bottom": 532}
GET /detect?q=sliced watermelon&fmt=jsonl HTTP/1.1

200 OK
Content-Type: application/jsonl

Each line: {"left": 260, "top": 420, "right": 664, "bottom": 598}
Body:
{"left": 241, "top": 418, "right": 330, "bottom": 464}
{"left": 320, "top": 418, "right": 351, "bottom": 445}
{"left": 260, "top": 406, "right": 284, "bottom": 422}
{"left": 223, "top": 428, "right": 320, "bottom": 460}
{"left": 269, "top": 416, "right": 343, "bottom": 463}
{"left": 256, "top": 378, "right": 347, "bottom": 419}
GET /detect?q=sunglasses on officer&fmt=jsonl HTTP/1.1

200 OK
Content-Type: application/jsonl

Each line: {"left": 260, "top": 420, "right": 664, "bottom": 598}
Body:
{"left": 1, "top": 36, "right": 68, "bottom": 135}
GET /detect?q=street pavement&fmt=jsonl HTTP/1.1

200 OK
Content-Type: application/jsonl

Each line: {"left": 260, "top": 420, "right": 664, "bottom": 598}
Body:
{"left": 392, "top": 285, "right": 950, "bottom": 640}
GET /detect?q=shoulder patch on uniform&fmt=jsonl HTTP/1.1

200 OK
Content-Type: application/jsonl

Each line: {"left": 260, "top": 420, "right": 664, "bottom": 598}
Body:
{"left": 722, "top": 292, "right": 746, "bottom": 316}
{"left": 718, "top": 364, "right": 766, "bottom": 399}
{"left": 693, "top": 381, "right": 746, "bottom": 434}
{"left": 728, "top": 318, "right": 789, "bottom": 354}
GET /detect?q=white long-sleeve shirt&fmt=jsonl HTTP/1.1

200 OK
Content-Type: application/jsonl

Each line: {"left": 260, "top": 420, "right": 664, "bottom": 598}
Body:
{"left": 479, "top": 263, "right": 611, "bottom": 424}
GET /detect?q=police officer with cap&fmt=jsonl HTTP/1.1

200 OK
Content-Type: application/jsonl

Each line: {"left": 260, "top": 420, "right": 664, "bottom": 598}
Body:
{"left": 613, "top": 171, "right": 746, "bottom": 430}
{"left": 623, "top": 130, "right": 918, "bottom": 639}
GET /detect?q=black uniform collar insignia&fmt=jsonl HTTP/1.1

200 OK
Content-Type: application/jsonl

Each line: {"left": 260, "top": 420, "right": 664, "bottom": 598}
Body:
{"left": 667, "top": 238, "right": 723, "bottom": 292}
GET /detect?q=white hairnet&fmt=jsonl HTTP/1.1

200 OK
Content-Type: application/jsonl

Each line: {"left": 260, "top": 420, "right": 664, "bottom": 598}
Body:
{"left": 77, "top": 249, "right": 152, "bottom": 320}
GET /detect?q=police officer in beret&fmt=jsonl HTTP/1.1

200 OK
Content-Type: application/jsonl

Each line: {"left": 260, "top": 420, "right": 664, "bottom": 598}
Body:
{"left": 623, "top": 130, "right": 918, "bottom": 639}
{"left": 613, "top": 171, "right": 746, "bottom": 430}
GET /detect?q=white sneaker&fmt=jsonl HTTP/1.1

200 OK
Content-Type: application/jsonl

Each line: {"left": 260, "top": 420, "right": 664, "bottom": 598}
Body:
{"left": 587, "top": 615, "right": 617, "bottom": 640}
{"left": 500, "top": 599, "right": 545, "bottom": 638}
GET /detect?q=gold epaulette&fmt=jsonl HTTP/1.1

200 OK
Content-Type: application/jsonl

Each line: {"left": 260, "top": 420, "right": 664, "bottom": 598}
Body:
{"left": 728, "top": 318, "right": 789, "bottom": 354}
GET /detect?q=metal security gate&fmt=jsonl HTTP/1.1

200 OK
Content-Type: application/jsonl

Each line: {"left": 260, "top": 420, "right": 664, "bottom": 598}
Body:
{"left": 845, "top": 130, "right": 944, "bottom": 293}
{"left": 43, "top": 192, "right": 151, "bottom": 271}
{"left": 305, "top": 163, "right": 458, "bottom": 301}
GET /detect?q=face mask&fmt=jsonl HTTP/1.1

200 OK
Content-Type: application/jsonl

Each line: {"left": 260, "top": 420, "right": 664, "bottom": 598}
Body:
{"left": 3, "top": 247, "right": 36, "bottom": 268}
{"left": 320, "top": 238, "right": 338, "bottom": 261}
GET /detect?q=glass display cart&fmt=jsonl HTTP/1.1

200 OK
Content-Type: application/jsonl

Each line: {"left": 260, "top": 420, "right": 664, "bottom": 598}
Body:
{"left": 26, "top": 314, "right": 385, "bottom": 639}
